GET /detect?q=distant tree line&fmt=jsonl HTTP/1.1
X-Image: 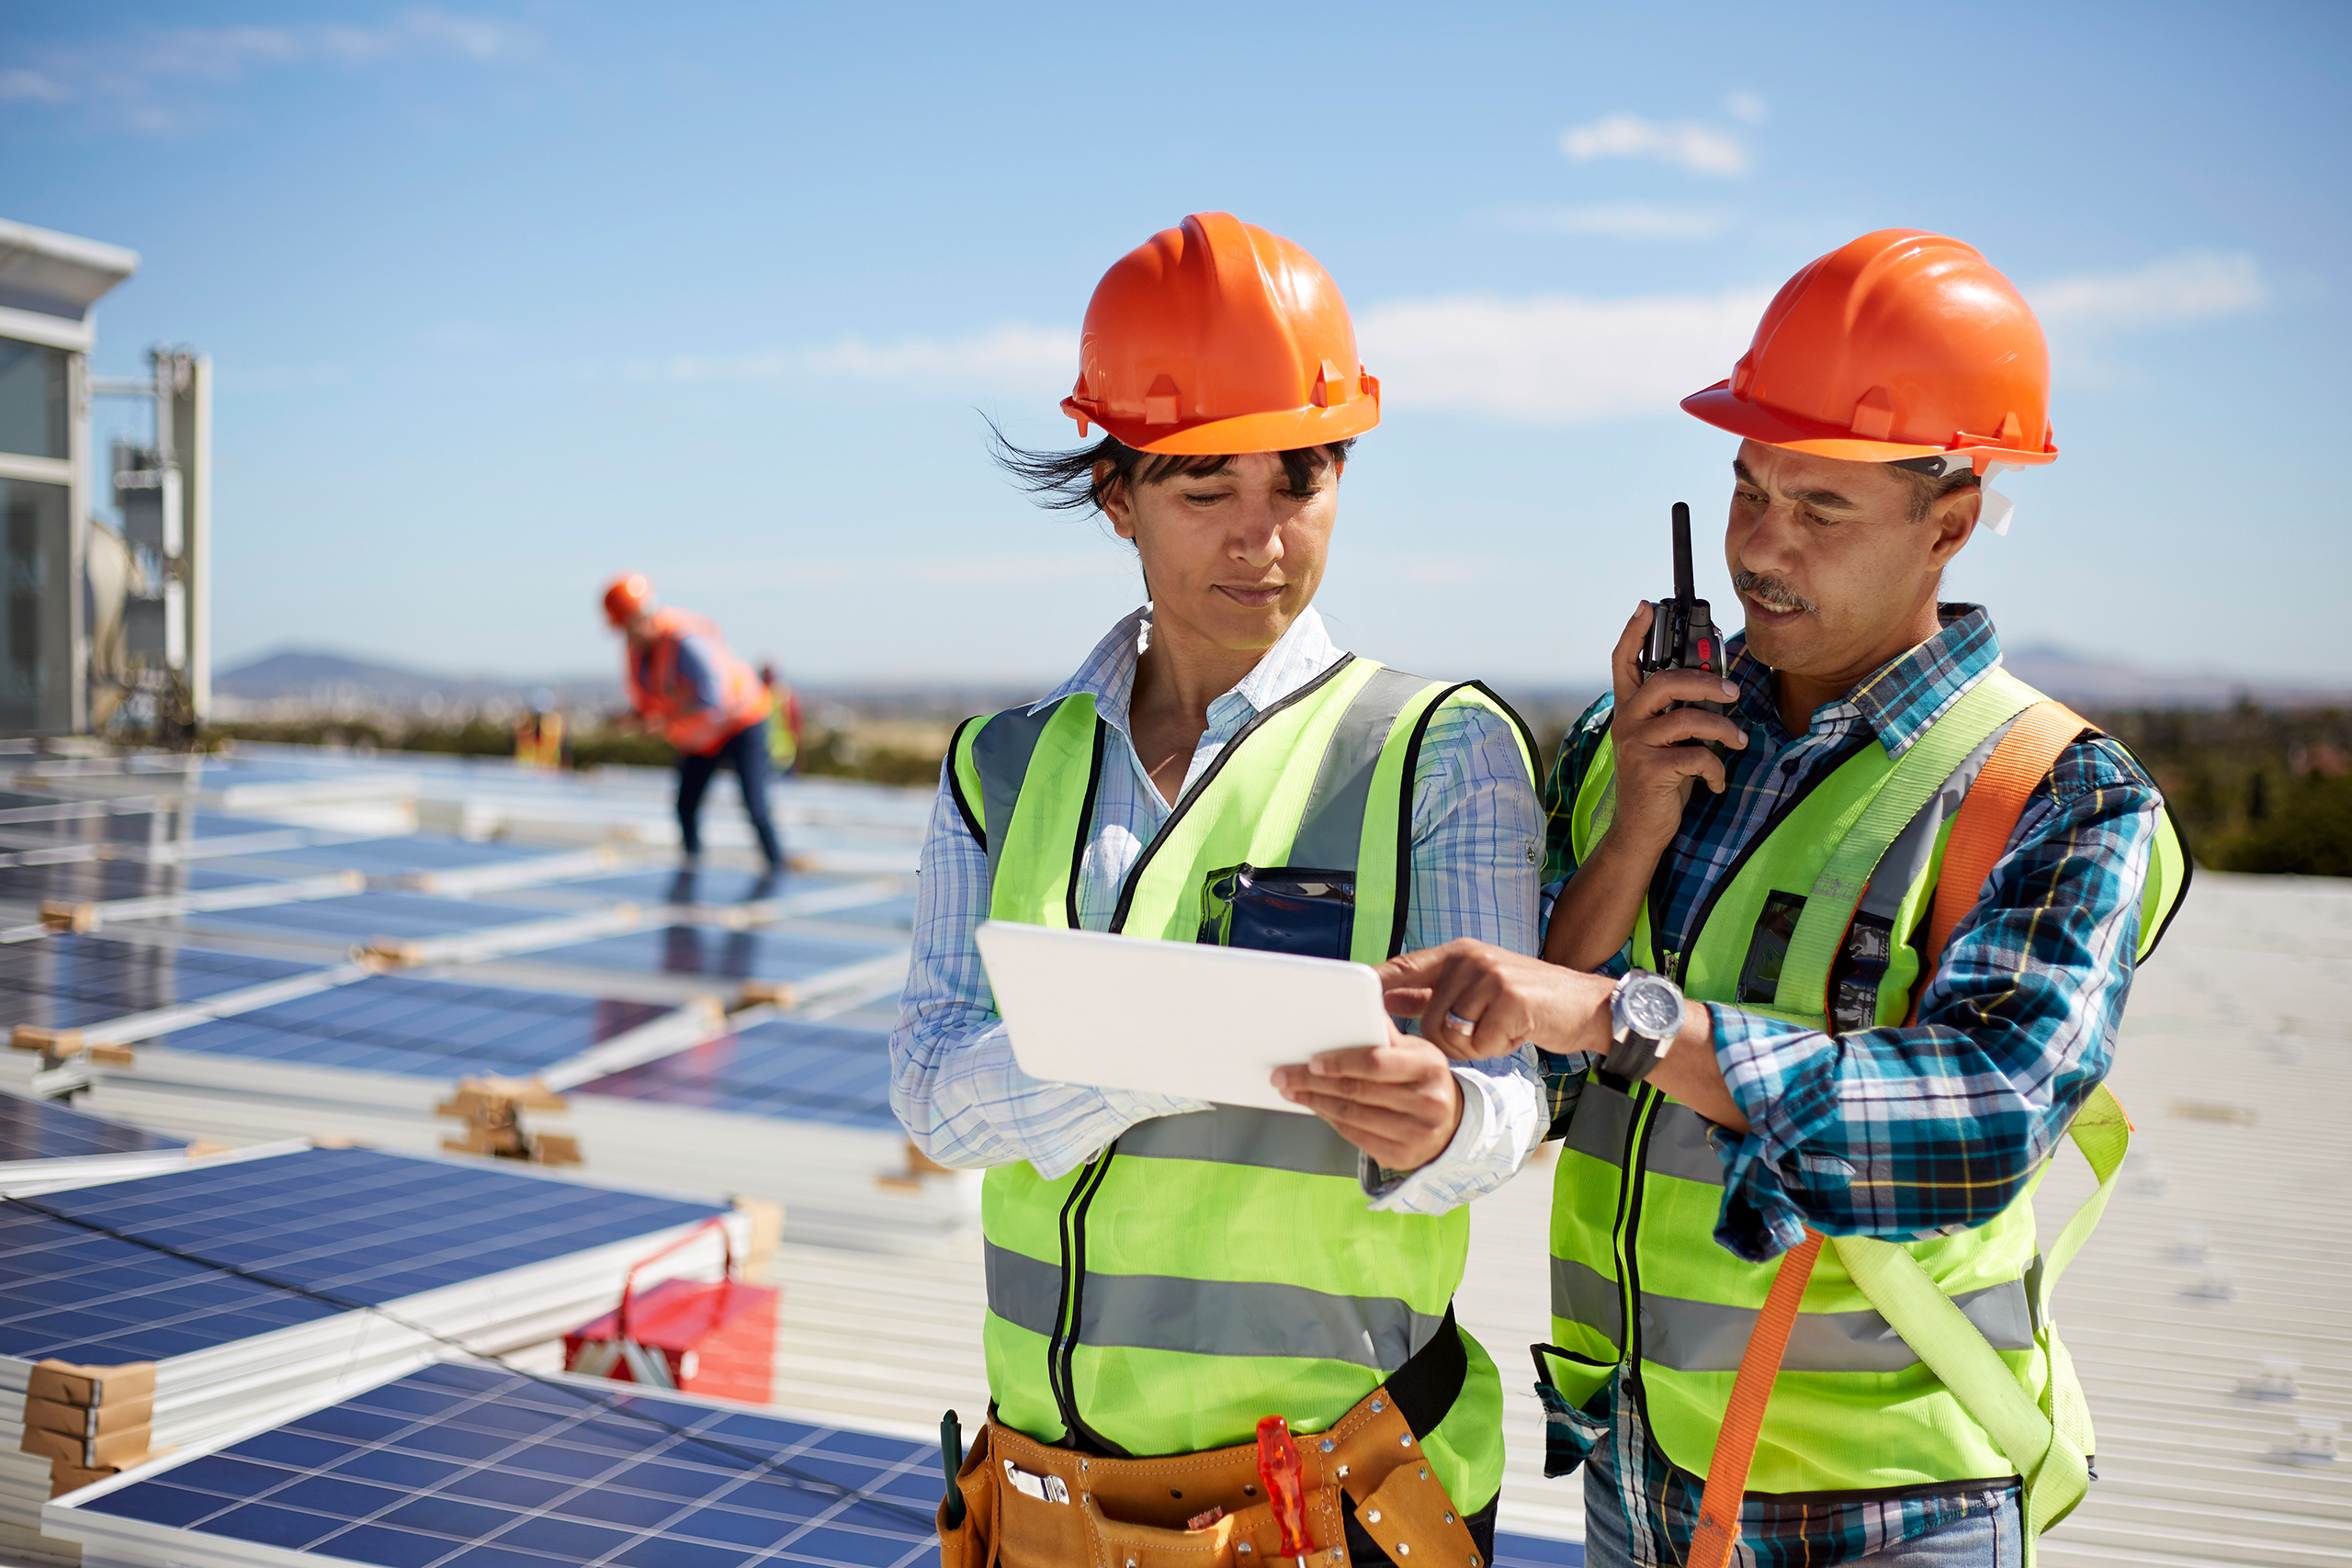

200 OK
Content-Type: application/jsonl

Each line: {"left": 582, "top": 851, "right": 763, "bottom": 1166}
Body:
{"left": 207, "top": 699, "right": 2352, "bottom": 879}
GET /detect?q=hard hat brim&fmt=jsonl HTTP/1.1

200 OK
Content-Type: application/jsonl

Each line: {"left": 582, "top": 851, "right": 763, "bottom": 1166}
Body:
{"left": 1075, "top": 394, "right": 1380, "bottom": 457}
{"left": 1681, "top": 381, "right": 2057, "bottom": 468}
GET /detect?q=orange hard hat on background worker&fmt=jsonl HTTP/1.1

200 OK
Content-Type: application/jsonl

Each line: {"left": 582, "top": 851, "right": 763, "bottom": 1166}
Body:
{"left": 1061, "top": 210, "right": 1381, "bottom": 454}
{"left": 603, "top": 572, "right": 654, "bottom": 627}
{"left": 1681, "top": 229, "right": 2055, "bottom": 532}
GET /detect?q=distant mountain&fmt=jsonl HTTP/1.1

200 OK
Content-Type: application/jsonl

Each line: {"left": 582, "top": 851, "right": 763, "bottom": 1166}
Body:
{"left": 216, "top": 649, "right": 618, "bottom": 711}
{"left": 2002, "top": 645, "right": 2349, "bottom": 710}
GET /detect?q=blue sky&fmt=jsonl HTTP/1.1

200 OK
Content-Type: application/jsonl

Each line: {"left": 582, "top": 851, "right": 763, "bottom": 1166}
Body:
{"left": 5, "top": 2, "right": 2346, "bottom": 687}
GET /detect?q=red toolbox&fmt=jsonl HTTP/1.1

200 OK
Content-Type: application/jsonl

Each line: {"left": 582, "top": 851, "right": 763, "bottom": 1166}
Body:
{"left": 564, "top": 1218, "right": 778, "bottom": 1404}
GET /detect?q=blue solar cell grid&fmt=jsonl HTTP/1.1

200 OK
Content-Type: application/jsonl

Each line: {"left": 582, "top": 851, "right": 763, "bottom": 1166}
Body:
{"left": 0, "top": 1146, "right": 723, "bottom": 1363}
{"left": 0, "top": 861, "right": 277, "bottom": 905}
{"left": 551, "top": 868, "right": 853, "bottom": 908}
{"left": 75, "top": 1361, "right": 939, "bottom": 1568}
{"left": 0, "top": 1089, "right": 180, "bottom": 1160}
{"left": 0, "top": 935, "right": 316, "bottom": 1029}
{"left": 157, "top": 976, "right": 671, "bottom": 1078}
{"left": 1493, "top": 1532, "right": 1584, "bottom": 1566}
{"left": 581, "top": 1015, "right": 893, "bottom": 1130}
{"left": 533, "top": 927, "right": 898, "bottom": 985}
{"left": 235, "top": 838, "right": 549, "bottom": 877}
{"left": 187, "top": 892, "right": 558, "bottom": 942}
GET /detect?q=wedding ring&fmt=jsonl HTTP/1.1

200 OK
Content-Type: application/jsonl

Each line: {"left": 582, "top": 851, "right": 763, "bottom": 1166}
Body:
{"left": 1444, "top": 1010, "right": 1478, "bottom": 1035}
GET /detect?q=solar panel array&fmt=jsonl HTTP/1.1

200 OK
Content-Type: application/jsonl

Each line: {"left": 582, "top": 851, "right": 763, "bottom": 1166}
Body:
{"left": 153, "top": 976, "right": 673, "bottom": 1079}
{"left": 0, "top": 935, "right": 315, "bottom": 1030}
{"left": 582, "top": 1011, "right": 897, "bottom": 1130}
{"left": 0, "top": 1145, "right": 726, "bottom": 1363}
{"left": 0, "top": 1089, "right": 178, "bottom": 1162}
{"left": 59, "top": 1362, "right": 939, "bottom": 1568}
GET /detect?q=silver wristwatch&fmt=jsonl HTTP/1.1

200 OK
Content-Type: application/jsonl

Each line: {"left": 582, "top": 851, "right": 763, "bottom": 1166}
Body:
{"left": 1603, "top": 969, "right": 1685, "bottom": 1083}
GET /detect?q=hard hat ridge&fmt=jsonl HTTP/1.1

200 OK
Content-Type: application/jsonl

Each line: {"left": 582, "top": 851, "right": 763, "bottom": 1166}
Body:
{"left": 1062, "top": 212, "right": 1380, "bottom": 456}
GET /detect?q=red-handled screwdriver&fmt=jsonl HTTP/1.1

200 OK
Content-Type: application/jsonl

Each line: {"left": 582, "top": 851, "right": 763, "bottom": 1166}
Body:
{"left": 1255, "top": 1416, "right": 1311, "bottom": 1567}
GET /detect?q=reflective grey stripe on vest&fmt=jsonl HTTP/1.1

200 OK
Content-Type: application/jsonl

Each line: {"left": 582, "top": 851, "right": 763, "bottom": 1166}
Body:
{"left": 1565, "top": 1081, "right": 1729, "bottom": 1188}
{"left": 986, "top": 1242, "right": 1442, "bottom": 1371}
{"left": 1289, "top": 667, "right": 1438, "bottom": 869}
{"left": 1858, "top": 716, "right": 2020, "bottom": 919}
{"left": 1636, "top": 1276, "right": 2035, "bottom": 1374}
{"left": 972, "top": 700, "right": 1064, "bottom": 890}
{"left": 1550, "top": 1256, "right": 1624, "bottom": 1350}
{"left": 1119, "top": 1108, "right": 1358, "bottom": 1178}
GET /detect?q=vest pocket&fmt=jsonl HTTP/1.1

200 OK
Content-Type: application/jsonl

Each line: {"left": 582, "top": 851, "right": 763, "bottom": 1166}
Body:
{"left": 1198, "top": 863, "right": 1357, "bottom": 960}
{"left": 1530, "top": 1344, "right": 1618, "bottom": 1479}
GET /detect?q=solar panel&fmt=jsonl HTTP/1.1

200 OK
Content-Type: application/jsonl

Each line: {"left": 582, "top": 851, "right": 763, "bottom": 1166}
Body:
{"left": 58, "top": 1361, "right": 940, "bottom": 1568}
{"left": 153, "top": 976, "right": 673, "bottom": 1079}
{"left": 1493, "top": 1531, "right": 1585, "bottom": 1566}
{"left": 0, "top": 861, "right": 278, "bottom": 906}
{"left": 0, "top": 1089, "right": 179, "bottom": 1161}
{"left": 183, "top": 892, "right": 566, "bottom": 943}
{"left": 226, "top": 838, "right": 548, "bottom": 876}
{"left": 548, "top": 867, "right": 857, "bottom": 908}
{"left": 580, "top": 1014, "right": 893, "bottom": 1130}
{"left": 0, "top": 935, "right": 318, "bottom": 1030}
{"left": 811, "top": 893, "right": 915, "bottom": 933}
{"left": 0, "top": 1146, "right": 725, "bottom": 1363}
{"left": 530, "top": 927, "right": 900, "bottom": 984}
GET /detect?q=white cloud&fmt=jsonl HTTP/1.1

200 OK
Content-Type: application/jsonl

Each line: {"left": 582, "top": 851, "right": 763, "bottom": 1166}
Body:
{"left": 1724, "top": 91, "right": 1769, "bottom": 124}
{"left": 3, "top": 9, "right": 534, "bottom": 130}
{"left": 631, "top": 323, "right": 1077, "bottom": 393}
{"left": 1561, "top": 113, "right": 1749, "bottom": 176}
{"left": 1357, "top": 287, "right": 1770, "bottom": 425}
{"left": 2028, "top": 251, "right": 2265, "bottom": 333}
{"left": 1498, "top": 202, "right": 1731, "bottom": 241}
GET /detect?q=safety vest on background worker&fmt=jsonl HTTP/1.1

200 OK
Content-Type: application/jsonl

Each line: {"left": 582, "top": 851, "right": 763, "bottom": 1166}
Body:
{"left": 626, "top": 609, "right": 773, "bottom": 756}
{"left": 765, "top": 682, "right": 802, "bottom": 773}
{"left": 1541, "top": 664, "right": 2189, "bottom": 1497}
{"left": 513, "top": 712, "right": 566, "bottom": 769}
{"left": 952, "top": 659, "right": 1536, "bottom": 1520}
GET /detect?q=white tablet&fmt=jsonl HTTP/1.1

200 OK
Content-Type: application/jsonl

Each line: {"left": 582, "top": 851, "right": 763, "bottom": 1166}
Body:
{"left": 973, "top": 921, "right": 1393, "bottom": 1115}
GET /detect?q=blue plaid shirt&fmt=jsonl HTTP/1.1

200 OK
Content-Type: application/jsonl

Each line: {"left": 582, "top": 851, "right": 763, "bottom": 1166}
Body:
{"left": 1539, "top": 604, "right": 2164, "bottom": 1566}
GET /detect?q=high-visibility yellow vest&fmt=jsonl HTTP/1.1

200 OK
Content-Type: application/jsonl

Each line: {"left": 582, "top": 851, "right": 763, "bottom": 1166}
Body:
{"left": 1541, "top": 668, "right": 2187, "bottom": 1505}
{"left": 952, "top": 656, "right": 1535, "bottom": 1513}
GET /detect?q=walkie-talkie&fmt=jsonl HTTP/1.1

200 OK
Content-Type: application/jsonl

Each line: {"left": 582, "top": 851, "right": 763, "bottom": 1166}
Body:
{"left": 1637, "top": 502, "right": 1727, "bottom": 748}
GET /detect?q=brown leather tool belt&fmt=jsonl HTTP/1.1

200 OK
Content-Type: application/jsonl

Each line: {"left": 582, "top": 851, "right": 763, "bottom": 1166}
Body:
{"left": 937, "top": 1310, "right": 1484, "bottom": 1568}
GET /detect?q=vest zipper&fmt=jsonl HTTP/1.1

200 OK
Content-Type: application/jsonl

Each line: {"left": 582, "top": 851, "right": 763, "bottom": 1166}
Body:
{"left": 1612, "top": 1083, "right": 1663, "bottom": 1371}
{"left": 1048, "top": 1145, "right": 1125, "bottom": 1454}
{"left": 1106, "top": 656, "right": 1357, "bottom": 934}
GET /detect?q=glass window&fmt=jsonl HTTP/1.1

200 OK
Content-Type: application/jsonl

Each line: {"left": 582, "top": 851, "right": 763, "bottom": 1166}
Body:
{"left": 0, "top": 479, "right": 70, "bottom": 734}
{"left": 0, "top": 340, "right": 69, "bottom": 460}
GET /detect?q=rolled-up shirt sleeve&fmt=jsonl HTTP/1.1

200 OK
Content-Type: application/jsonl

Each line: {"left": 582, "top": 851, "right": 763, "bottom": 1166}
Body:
{"left": 888, "top": 772, "right": 1209, "bottom": 1179}
{"left": 1705, "top": 737, "right": 2162, "bottom": 1262}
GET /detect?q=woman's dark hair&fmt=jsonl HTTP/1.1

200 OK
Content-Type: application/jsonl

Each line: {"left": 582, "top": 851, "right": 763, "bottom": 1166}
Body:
{"left": 987, "top": 420, "right": 1353, "bottom": 513}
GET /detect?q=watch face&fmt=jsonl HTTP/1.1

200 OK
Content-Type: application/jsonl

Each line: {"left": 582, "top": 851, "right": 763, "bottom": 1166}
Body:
{"left": 1620, "top": 975, "right": 1683, "bottom": 1038}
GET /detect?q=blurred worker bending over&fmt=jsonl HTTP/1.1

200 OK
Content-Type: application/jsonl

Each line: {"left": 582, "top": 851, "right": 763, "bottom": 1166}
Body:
{"left": 602, "top": 574, "right": 785, "bottom": 871}
{"left": 512, "top": 688, "right": 571, "bottom": 771}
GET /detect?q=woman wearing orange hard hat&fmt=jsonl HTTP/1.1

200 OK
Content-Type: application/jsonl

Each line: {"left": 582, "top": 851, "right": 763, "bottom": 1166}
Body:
{"left": 893, "top": 212, "right": 1546, "bottom": 1568}
{"left": 1374, "top": 231, "right": 2188, "bottom": 1568}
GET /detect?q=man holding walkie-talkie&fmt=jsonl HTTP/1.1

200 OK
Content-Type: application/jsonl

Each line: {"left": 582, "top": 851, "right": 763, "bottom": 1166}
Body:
{"left": 1377, "top": 231, "right": 2188, "bottom": 1566}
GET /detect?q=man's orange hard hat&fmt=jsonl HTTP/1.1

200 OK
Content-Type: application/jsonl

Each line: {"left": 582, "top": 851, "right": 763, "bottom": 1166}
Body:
{"left": 1682, "top": 230, "right": 2058, "bottom": 474}
{"left": 602, "top": 573, "right": 653, "bottom": 626}
{"left": 1061, "top": 211, "right": 1379, "bottom": 456}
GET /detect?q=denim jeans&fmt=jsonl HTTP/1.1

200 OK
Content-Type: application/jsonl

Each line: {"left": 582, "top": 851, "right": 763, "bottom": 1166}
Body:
{"left": 675, "top": 720, "right": 785, "bottom": 868}
{"left": 1579, "top": 1479, "right": 2021, "bottom": 1568}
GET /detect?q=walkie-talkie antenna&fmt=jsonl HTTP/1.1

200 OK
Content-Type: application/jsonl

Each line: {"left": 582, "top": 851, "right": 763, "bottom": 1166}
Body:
{"left": 1670, "top": 501, "right": 1694, "bottom": 604}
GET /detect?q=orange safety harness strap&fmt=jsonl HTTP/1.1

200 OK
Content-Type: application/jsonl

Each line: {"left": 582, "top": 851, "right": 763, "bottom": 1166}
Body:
{"left": 1682, "top": 700, "right": 2086, "bottom": 1568}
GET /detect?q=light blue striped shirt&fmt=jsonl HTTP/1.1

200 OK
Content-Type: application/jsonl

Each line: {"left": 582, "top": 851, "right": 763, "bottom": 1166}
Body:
{"left": 890, "top": 604, "right": 1546, "bottom": 1215}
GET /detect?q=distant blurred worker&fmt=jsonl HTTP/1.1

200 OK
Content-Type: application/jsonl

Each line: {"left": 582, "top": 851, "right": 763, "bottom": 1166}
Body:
{"left": 512, "top": 689, "right": 571, "bottom": 771}
{"left": 602, "top": 572, "right": 784, "bottom": 870}
{"left": 756, "top": 660, "right": 804, "bottom": 775}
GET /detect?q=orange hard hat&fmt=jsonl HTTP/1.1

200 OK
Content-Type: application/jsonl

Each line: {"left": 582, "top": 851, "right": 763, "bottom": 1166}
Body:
{"left": 1682, "top": 230, "right": 2057, "bottom": 473}
{"left": 1061, "top": 212, "right": 1379, "bottom": 455}
{"left": 602, "top": 572, "right": 653, "bottom": 626}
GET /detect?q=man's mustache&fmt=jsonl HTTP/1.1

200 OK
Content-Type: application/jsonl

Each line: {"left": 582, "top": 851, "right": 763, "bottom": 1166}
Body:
{"left": 1733, "top": 570, "right": 1818, "bottom": 615}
